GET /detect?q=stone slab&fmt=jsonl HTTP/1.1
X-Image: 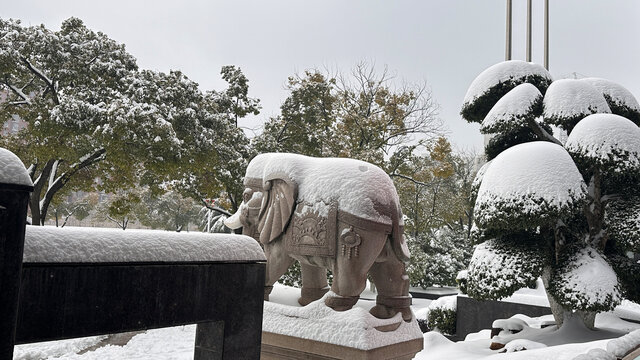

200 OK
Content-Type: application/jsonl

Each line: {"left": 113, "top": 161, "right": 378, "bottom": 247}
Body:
{"left": 261, "top": 331, "right": 423, "bottom": 360}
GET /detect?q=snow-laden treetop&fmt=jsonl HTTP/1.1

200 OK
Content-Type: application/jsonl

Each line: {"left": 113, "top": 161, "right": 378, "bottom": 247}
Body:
{"left": 543, "top": 79, "right": 611, "bottom": 131}
{"left": 566, "top": 114, "right": 640, "bottom": 172}
{"left": 0, "top": 147, "right": 33, "bottom": 187}
{"left": 461, "top": 60, "right": 552, "bottom": 123}
{"left": 580, "top": 78, "right": 640, "bottom": 120}
{"left": 244, "top": 153, "right": 399, "bottom": 224}
{"left": 23, "top": 226, "right": 266, "bottom": 263}
{"left": 481, "top": 83, "right": 542, "bottom": 134}
{"left": 475, "top": 141, "right": 587, "bottom": 230}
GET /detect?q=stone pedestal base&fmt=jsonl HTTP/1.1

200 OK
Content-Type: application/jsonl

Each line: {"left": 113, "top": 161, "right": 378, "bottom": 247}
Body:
{"left": 261, "top": 331, "right": 423, "bottom": 360}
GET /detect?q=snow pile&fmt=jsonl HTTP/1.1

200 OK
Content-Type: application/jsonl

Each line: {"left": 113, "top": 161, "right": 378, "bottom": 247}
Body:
{"left": 550, "top": 247, "right": 622, "bottom": 312}
{"left": 493, "top": 318, "right": 528, "bottom": 333}
{"left": 262, "top": 291, "right": 423, "bottom": 350}
{"left": 481, "top": 83, "right": 543, "bottom": 134}
{"left": 502, "top": 339, "right": 547, "bottom": 352}
{"left": 13, "top": 335, "right": 106, "bottom": 360}
{"left": 462, "top": 60, "right": 552, "bottom": 123}
{"left": 23, "top": 226, "right": 266, "bottom": 263}
{"left": 0, "top": 147, "right": 33, "bottom": 187}
{"left": 580, "top": 78, "right": 640, "bottom": 119}
{"left": 244, "top": 153, "right": 399, "bottom": 224}
{"left": 565, "top": 114, "right": 640, "bottom": 172}
{"left": 474, "top": 142, "right": 587, "bottom": 230}
{"left": 573, "top": 329, "right": 640, "bottom": 360}
{"left": 606, "top": 328, "right": 640, "bottom": 358}
{"left": 543, "top": 79, "right": 611, "bottom": 131}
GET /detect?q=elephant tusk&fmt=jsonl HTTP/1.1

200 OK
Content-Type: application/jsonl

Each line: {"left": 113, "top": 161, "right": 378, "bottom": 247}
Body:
{"left": 224, "top": 211, "right": 243, "bottom": 230}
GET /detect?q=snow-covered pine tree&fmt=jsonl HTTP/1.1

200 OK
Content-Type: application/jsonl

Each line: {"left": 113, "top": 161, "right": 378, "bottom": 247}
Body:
{"left": 459, "top": 60, "right": 640, "bottom": 329}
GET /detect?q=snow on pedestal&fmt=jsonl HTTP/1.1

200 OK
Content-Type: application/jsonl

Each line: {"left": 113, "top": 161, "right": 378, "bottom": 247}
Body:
{"left": 262, "top": 291, "right": 423, "bottom": 351}
{"left": 474, "top": 141, "right": 587, "bottom": 230}
{"left": 543, "top": 79, "right": 611, "bottom": 132}
{"left": 481, "top": 83, "right": 543, "bottom": 134}
{"left": 23, "top": 226, "right": 266, "bottom": 263}
{"left": 461, "top": 60, "right": 552, "bottom": 123}
{"left": 0, "top": 147, "right": 33, "bottom": 187}
{"left": 565, "top": 113, "right": 640, "bottom": 173}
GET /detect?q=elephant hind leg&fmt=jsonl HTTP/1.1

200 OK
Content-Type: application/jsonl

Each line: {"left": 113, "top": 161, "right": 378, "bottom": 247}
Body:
{"left": 368, "top": 250, "right": 412, "bottom": 322}
{"left": 299, "top": 263, "right": 329, "bottom": 306}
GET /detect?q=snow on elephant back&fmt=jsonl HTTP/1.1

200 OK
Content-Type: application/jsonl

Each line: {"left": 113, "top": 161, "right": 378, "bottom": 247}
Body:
{"left": 225, "top": 153, "right": 413, "bottom": 322}
{"left": 458, "top": 60, "right": 640, "bottom": 330}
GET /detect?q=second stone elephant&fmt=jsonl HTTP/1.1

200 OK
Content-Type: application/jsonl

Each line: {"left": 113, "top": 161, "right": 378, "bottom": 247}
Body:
{"left": 225, "top": 153, "right": 412, "bottom": 321}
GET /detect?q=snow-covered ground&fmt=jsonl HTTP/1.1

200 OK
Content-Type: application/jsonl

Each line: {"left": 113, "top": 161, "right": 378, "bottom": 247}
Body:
{"left": 13, "top": 283, "right": 640, "bottom": 360}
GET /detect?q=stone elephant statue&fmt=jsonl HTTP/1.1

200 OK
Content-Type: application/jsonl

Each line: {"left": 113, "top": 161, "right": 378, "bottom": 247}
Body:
{"left": 225, "top": 153, "right": 412, "bottom": 321}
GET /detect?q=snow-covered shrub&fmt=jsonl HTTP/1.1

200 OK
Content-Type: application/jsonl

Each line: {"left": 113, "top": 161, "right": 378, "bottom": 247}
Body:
{"left": 425, "top": 295, "right": 457, "bottom": 336}
{"left": 460, "top": 60, "right": 640, "bottom": 328}
{"left": 461, "top": 61, "right": 552, "bottom": 123}
{"left": 548, "top": 246, "right": 622, "bottom": 313}
{"left": 465, "top": 238, "right": 545, "bottom": 300}
{"left": 543, "top": 79, "right": 611, "bottom": 133}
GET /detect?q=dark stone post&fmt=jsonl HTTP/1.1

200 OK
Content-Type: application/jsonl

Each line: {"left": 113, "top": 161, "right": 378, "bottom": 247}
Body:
{"left": 0, "top": 149, "right": 33, "bottom": 360}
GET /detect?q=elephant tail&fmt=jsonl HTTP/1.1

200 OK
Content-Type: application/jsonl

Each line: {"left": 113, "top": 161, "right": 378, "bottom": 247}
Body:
{"left": 391, "top": 202, "right": 410, "bottom": 264}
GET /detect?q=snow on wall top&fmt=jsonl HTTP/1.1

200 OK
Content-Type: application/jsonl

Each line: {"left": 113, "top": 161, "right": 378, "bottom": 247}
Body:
{"left": 543, "top": 79, "right": 611, "bottom": 123}
{"left": 23, "top": 226, "right": 266, "bottom": 263}
{"left": 0, "top": 147, "right": 33, "bottom": 187}
{"left": 565, "top": 114, "right": 640, "bottom": 170}
{"left": 475, "top": 142, "right": 587, "bottom": 226}
{"left": 262, "top": 291, "right": 423, "bottom": 350}
{"left": 463, "top": 61, "right": 550, "bottom": 110}
{"left": 481, "top": 83, "right": 542, "bottom": 134}
{"left": 245, "top": 153, "right": 399, "bottom": 224}
{"left": 580, "top": 78, "right": 640, "bottom": 112}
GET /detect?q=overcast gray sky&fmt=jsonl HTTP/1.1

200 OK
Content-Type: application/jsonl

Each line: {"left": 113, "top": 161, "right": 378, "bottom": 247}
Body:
{"left": 3, "top": 1, "right": 639, "bottom": 151}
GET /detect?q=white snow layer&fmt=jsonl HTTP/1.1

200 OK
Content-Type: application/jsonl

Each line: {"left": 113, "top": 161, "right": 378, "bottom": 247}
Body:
{"left": 554, "top": 247, "right": 621, "bottom": 310}
{"left": 245, "top": 153, "right": 400, "bottom": 224}
{"left": 0, "top": 147, "right": 33, "bottom": 186}
{"left": 262, "top": 291, "right": 423, "bottom": 350}
{"left": 475, "top": 141, "right": 586, "bottom": 216}
{"left": 23, "top": 226, "right": 266, "bottom": 263}
{"left": 565, "top": 114, "right": 640, "bottom": 170}
{"left": 543, "top": 79, "right": 611, "bottom": 120}
{"left": 580, "top": 78, "right": 640, "bottom": 112}
{"left": 463, "top": 60, "right": 551, "bottom": 108}
{"left": 481, "top": 83, "right": 542, "bottom": 133}
{"left": 428, "top": 294, "right": 457, "bottom": 311}
{"left": 606, "top": 328, "right": 640, "bottom": 358}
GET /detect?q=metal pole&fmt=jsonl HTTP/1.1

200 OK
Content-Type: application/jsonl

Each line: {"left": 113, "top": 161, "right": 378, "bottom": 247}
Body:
{"left": 526, "top": 0, "right": 532, "bottom": 62}
{"left": 506, "top": 0, "right": 512, "bottom": 61}
{"left": 544, "top": 0, "right": 549, "bottom": 69}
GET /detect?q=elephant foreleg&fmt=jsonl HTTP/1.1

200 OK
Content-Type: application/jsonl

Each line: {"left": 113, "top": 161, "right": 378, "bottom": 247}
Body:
{"left": 264, "top": 242, "right": 295, "bottom": 301}
{"left": 368, "top": 248, "right": 412, "bottom": 322}
{"left": 299, "top": 263, "right": 329, "bottom": 306}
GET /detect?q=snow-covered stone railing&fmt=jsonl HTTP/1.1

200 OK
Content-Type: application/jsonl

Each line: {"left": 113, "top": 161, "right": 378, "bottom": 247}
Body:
{"left": 0, "top": 148, "right": 266, "bottom": 360}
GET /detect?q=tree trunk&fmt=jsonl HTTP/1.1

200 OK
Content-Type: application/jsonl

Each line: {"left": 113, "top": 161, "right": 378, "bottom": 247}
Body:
{"left": 541, "top": 267, "right": 596, "bottom": 330}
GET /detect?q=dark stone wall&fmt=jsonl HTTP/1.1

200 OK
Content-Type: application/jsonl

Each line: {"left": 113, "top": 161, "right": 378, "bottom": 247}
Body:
{"left": 456, "top": 296, "right": 552, "bottom": 340}
{"left": 16, "top": 262, "right": 265, "bottom": 359}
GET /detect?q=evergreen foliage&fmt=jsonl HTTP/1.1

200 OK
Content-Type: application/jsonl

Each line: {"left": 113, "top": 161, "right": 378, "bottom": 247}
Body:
{"left": 460, "top": 60, "right": 640, "bottom": 327}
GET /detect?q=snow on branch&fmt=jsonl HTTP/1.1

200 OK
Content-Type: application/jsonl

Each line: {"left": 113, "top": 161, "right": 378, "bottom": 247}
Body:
{"left": 20, "top": 56, "right": 59, "bottom": 105}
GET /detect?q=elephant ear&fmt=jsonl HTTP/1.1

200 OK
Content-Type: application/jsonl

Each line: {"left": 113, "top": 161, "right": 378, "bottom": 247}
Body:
{"left": 257, "top": 178, "right": 298, "bottom": 244}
